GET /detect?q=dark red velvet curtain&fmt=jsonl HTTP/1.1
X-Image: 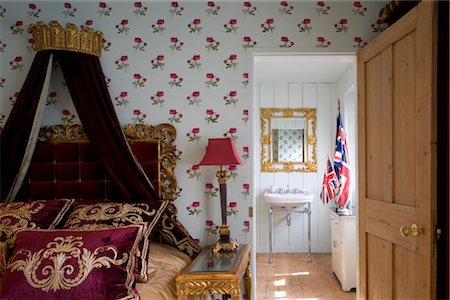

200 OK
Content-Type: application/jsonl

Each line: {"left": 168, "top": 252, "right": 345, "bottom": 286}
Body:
{"left": 1, "top": 50, "right": 157, "bottom": 203}
{"left": 1, "top": 51, "right": 51, "bottom": 201}
{"left": 56, "top": 51, "right": 158, "bottom": 202}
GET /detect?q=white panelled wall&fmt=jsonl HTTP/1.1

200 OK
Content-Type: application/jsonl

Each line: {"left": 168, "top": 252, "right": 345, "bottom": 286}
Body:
{"left": 254, "top": 57, "right": 357, "bottom": 254}
{"left": 255, "top": 81, "right": 338, "bottom": 253}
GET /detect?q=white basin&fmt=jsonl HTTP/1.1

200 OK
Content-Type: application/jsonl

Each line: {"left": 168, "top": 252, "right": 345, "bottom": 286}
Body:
{"left": 264, "top": 189, "right": 314, "bottom": 208}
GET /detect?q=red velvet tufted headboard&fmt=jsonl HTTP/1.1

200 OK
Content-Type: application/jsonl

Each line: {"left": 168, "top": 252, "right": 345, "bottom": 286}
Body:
{"left": 15, "top": 123, "right": 177, "bottom": 202}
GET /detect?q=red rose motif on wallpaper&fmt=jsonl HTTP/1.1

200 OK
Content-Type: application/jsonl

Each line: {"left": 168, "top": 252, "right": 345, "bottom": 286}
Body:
{"left": 242, "top": 73, "right": 249, "bottom": 87}
{"left": 169, "top": 1, "right": 184, "bottom": 16}
{"left": 46, "top": 91, "right": 57, "bottom": 106}
{"left": 114, "top": 91, "right": 129, "bottom": 106}
{"left": 188, "top": 19, "right": 202, "bottom": 34}
{"left": 227, "top": 201, "right": 239, "bottom": 216}
{"left": 352, "top": 1, "right": 367, "bottom": 16}
{"left": 133, "top": 37, "right": 148, "bottom": 52}
{"left": 242, "top": 1, "right": 257, "bottom": 15}
{"left": 61, "top": 109, "right": 76, "bottom": 125}
{"left": 132, "top": 73, "right": 146, "bottom": 88}
{"left": 115, "top": 55, "right": 129, "bottom": 70}
{"left": 316, "top": 36, "right": 331, "bottom": 48}
{"left": 242, "top": 221, "right": 250, "bottom": 233}
{"left": 187, "top": 55, "right": 202, "bottom": 70}
{"left": 223, "top": 128, "right": 238, "bottom": 141}
{"left": 168, "top": 109, "right": 183, "bottom": 123}
{"left": 187, "top": 127, "right": 201, "bottom": 143}
{"left": 242, "top": 183, "right": 250, "bottom": 197}
{"left": 98, "top": 2, "right": 112, "bottom": 16}
{"left": 132, "top": 109, "right": 147, "bottom": 124}
{"left": 10, "top": 20, "right": 24, "bottom": 35}
{"left": 115, "top": 19, "right": 130, "bottom": 34}
{"left": 187, "top": 91, "right": 202, "bottom": 106}
{"left": 27, "top": 3, "right": 41, "bottom": 18}
{"left": 261, "top": 18, "right": 275, "bottom": 33}
{"left": 206, "top": 1, "right": 220, "bottom": 15}
{"left": 353, "top": 36, "right": 367, "bottom": 48}
{"left": 334, "top": 18, "right": 349, "bottom": 33}
{"left": 224, "top": 19, "right": 238, "bottom": 33}
{"left": 150, "top": 91, "right": 165, "bottom": 107}
{"left": 9, "top": 56, "right": 23, "bottom": 71}
{"left": 280, "top": 36, "right": 294, "bottom": 48}
{"left": 133, "top": 1, "right": 148, "bottom": 16}
{"left": 168, "top": 73, "right": 183, "bottom": 88}
{"left": 152, "top": 19, "right": 166, "bottom": 33}
{"left": 205, "top": 73, "right": 219, "bottom": 88}
{"left": 242, "top": 109, "right": 249, "bottom": 124}
{"left": 205, "top": 220, "right": 218, "bottom": 235}
{"left": 187, "top": 165, "right": 201, "bottom": 180}
{"left": 298, "top": 18, "right": 312, "bottom": 33}
{"left": 205, "top": 109, "right": 220, "bottom": 124}
{"left": 242, "top": 36, "right": 257, "bottom": 49}
{"left": 205, "top": 37, "right": 220, "bottom": 52}
{"left": 63, "top": 2, "right": 76, "bottom": 17}
{"left": 169, "top": 37, "right": 184, "bottom": 51}
{"left": 279, "top": 1, "right": 293, "bottom": 15}
{"left": 224, "top": 54, "right": 238, "bottom": 69}
{"left": 187, "top": 201, "right": 201, "bottom": 216}
{"left": 371, "top": 19, "right": 388, "bottom": 33}
{"left": 151, "top": 55, "right": 165, "bottom": 70}
{"left": 224, "top": 91, "right": 238, "bottom": 106}
{"left": 316, "top": 1, "right": 330, "bottom": 15}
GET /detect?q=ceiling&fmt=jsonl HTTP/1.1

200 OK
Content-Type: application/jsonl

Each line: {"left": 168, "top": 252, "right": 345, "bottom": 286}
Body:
{"left": 254, "top": 55, "right": 356, "bottom": 83}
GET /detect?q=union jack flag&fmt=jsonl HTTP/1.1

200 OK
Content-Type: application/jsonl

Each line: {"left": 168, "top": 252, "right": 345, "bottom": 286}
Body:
{"left": 320, "top": 155, "right": 338, "bottom": 204}
{"left": 334, "top": 111, "right": 351, "bottom": 208}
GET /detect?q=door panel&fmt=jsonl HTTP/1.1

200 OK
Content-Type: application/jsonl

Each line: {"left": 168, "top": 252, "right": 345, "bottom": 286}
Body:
{"left": 393, "top": 32, "right": 416, "bottom": 206}
{"left": 358, "top": 2, "right": 436, "bottom": 299}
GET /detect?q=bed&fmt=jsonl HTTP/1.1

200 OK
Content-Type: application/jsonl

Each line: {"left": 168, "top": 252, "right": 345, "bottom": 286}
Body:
{"left": 0, "top": 123, "right": 202, "bottom": 299}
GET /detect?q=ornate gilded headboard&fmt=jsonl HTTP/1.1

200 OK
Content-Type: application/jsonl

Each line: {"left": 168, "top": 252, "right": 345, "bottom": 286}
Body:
{"left": 16, "top": 123, "right": 178, "bottom": 203}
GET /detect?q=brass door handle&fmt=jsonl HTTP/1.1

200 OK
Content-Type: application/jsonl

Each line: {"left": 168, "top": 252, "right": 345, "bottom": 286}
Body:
{"left": 400, "top": 224, "right": 424, "bottom": 237}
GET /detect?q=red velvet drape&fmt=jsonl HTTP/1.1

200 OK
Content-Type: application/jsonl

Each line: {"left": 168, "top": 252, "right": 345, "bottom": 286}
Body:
{"left": 56, "top": 51, "right": 158, "bottom": 202}
{"left": 1, "top": 50, "right": 158, "bottom": 203}
{"left": 1, "top": 51, "right": 51, "bottom": 201}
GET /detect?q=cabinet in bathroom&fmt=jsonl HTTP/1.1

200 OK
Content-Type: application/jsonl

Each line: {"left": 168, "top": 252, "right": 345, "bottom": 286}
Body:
{"left": 329, "top": 209, "right": 356, "bottom": 292}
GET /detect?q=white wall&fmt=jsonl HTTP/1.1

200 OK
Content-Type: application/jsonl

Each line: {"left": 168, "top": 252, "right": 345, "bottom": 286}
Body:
{"left": 255, "top": 81, "right": 339, "bottom": 253}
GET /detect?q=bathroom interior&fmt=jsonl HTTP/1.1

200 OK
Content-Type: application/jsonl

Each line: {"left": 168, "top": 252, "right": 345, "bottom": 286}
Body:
{"left": 253, "top": 54, "right": 358, "bottom": 298}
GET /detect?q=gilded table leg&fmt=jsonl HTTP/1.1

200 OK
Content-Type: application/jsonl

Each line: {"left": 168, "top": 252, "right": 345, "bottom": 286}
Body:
{"left": 244, "top": 260, "right": 252, "bottom": 300}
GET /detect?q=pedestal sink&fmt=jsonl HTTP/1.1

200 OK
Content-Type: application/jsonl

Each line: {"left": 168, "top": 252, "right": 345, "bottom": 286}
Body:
{"left": 264, "top": 188, "right": 314, "bottom": 263}
{"left": 263, "top": 189, "right": 314, "bottom": 208}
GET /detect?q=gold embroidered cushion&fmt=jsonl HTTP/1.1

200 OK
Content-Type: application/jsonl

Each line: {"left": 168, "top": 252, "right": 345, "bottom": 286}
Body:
{"left": 0, "top": 199, "right": 74, "bottom": 278}
{"left": 62, "top": 202, "right": 166, "bottom": 283}
{"left": 0, "top": 226, "right": 144, "bottom": 299}
{"left": 0, "top": 199, "right": 74, "bottom": 247}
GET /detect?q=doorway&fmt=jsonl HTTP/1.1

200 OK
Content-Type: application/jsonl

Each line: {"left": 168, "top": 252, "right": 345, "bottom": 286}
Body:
{"left": 251, "top": 53, "right": 357, "bottom": 299}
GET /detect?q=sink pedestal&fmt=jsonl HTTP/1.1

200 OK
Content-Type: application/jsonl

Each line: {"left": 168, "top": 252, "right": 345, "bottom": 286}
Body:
{"left": 264, "top": 190, "right": 313, "bottom": 263}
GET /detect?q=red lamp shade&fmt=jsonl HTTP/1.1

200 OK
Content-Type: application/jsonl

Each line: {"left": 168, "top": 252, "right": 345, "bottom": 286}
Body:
{"left": 198, "top": 138, "right": 243, "bottom": 166}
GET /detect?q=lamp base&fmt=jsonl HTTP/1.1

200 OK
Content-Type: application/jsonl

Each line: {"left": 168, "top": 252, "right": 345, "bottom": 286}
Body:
{"left": 213, "top": 239, "right": 239, "bottom": 253}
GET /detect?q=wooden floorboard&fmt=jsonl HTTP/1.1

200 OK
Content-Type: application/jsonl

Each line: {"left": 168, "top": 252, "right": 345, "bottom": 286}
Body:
{"left": 256, "top": 253, "right": 356, "bottom": 300}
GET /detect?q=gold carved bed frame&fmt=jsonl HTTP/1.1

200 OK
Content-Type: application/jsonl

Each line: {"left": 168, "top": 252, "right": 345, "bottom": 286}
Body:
{"left": 37, "top": 123, "right": 178, "bottom": 203}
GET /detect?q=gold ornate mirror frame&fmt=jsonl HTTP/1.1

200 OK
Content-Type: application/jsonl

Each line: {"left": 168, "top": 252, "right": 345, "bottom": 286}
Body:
{"left": 261, "top": 108, "right": 317, "bottom": 172}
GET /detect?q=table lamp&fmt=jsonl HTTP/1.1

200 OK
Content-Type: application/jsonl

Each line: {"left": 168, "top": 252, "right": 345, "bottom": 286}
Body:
{"left": 198, "top": 138, "right": 243, "bottom": 252}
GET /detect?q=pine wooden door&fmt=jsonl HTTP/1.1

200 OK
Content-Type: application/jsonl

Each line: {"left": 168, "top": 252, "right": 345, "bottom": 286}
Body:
{"left": 357, "top": 1, "right": 437, "bottom": 299}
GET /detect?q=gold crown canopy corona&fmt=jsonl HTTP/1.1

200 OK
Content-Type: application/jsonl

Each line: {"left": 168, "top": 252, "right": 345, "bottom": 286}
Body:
{"left": 28, "top": 21, "right": 103, "bottom": 57}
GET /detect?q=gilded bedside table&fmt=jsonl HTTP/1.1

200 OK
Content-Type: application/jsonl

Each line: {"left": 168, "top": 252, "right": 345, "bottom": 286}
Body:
{"left": 176, "top": 244, "right": 251, "bottom": 300}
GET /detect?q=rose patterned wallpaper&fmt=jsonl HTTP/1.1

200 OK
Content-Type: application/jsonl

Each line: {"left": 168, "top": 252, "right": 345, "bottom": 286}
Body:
{"left": 0, "top": 1, "right": 388, "bottom": 247}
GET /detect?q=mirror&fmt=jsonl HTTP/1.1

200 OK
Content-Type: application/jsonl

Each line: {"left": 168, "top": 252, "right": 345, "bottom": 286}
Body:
{"left": 261, "top": 108, "right": 317, "bottom": 172}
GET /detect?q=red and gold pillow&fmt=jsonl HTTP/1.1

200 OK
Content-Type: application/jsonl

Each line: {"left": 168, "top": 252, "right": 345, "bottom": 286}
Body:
{"left": 0, "top": 226, "right": 144, "bottom": 299}
{"left": 62, "top": 201, "right": 167, "bottom": 283}
{"left": 0, "top": 199, "right": 74, "bottom": 247}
